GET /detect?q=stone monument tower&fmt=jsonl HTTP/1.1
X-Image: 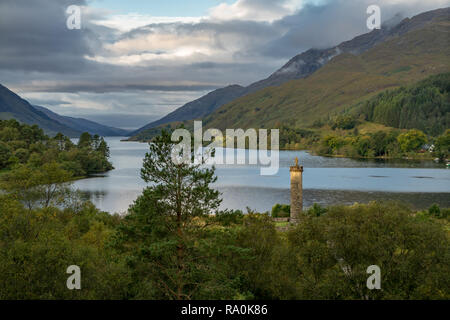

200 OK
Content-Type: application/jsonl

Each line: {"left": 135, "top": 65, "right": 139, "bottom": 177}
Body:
{"left": 290, "top": 157, "right": 303, "bottom": 224}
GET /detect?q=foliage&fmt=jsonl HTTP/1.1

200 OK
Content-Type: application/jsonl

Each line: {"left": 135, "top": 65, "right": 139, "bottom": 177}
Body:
{"left": 0, "top": 119, "right": 113, "bottom": 175}
{"left": 278, "top": 126, "right": 318, "bottom": 150}
{"left": 0, "top": 162, "right": 72, "bottom": 210}
{"left": 271, "top": 204, "right": 290, "bottom": 218}
{"left": 434, "top": 129, "right": 450, "bottom": 160}
{"left": 330, "top": 115, "right": 357, "bottom": 130}
{"left": 397, "top": 129, "right": 428, "bottom": 153}
{"left": 288, "top": 202, "right": 450, "bottom": 299}
{"left": 313, "top": 128, "right": 434, "bottom": 159}
{"left": 306, "top": 203, "right": 328, "bottom": 217}
{"left": 423, "top": 204, "right": 449, "bottom": 220}
{"left": 1, "top": 128, "right": 449, "bottom": 300}
{"left": 0, "top": 195, "right": 130, "bottom": 299}
{"left": 215, "top": 209, "right": 244, "bottom": 226}
{"left": 356, "top": 73, "right": 449, "bottom": 136}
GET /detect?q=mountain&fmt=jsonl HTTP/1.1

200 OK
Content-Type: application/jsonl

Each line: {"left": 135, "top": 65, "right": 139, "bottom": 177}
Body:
{"left": 202, "top": 8, "right": 450, "bottom": 131}
{"left": 0, "top": 84, "right": 128, "bottom": 137}
{"left": 33, "top": 105, "right": 129, "bottom": 137}
{"left": 129, "top": 85, "right": 244, "bottom": 136}
{"left": 0, "top": 84, "right": 80, "bottom": 137}
{"left": 246, "top": 9, "right": 447, "bottom": 93}
{"left": 131, "top": 8, "right": 450, "bottom": 137}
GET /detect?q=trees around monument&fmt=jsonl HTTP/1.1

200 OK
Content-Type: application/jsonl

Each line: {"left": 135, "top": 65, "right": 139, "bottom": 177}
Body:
{"left": 0, "top": 127, "right": 448, "bottom": 299}
{"left": 288, "top": 202, "right": 449, "bottom": 299}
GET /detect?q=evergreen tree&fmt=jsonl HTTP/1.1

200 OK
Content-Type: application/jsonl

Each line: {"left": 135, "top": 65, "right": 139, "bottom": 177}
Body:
{"left": 114, "top": 129, "right": 221, "bottom": 299}
{"left": 78, "top": 132, "right": 93, "bottom": 149}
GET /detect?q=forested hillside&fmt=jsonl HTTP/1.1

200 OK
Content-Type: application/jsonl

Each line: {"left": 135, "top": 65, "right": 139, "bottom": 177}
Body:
{"left": 354, "top": 73, "right": 449, "bottom": 136}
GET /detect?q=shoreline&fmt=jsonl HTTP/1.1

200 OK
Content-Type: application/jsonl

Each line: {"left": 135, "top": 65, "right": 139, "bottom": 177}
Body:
{"left": 123, "top": 138, "right": 448, "bottom": 163}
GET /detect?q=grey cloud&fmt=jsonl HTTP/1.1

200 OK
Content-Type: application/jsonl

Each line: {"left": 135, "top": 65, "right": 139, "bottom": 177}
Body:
{"left": 0, "top": 0, "right": 96, "bottom": 73}
{"left": 21, "top": 89, "right": 210, "bottom": 123}
{"left": 75, "top": 113, "right": 162, "bottom": 131}
{"left": 261, "top": 0, "right": 450, "bottom": 58}
{"left": 27, "top": 99, "right": 72, "bottom": 106}
{"left": 2, "top": 59, "right": 274, "bottom": 94}
{"left": 28, "top": 83, "right": 220, "bottom": 94}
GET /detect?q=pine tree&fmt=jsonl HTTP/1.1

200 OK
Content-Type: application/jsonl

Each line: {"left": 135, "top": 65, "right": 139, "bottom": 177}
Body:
{"left": 114, "top": 129, "right": 221, "bottom": 299}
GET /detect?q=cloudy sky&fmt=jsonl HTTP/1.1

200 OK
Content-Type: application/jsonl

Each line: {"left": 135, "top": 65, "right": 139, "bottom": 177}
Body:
{"left": 0, "top": 0, "right": 449, "bottom": 129}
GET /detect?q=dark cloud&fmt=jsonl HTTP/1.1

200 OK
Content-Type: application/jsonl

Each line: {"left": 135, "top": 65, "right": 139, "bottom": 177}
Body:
{"left": 260, "top": 0, "right": 450, "bottom": 58}
{"left": 0, "top": 0, "right": 95, "bottom": 73}
{"left": 28, "top": 83, "right": 220, "bottom": 93}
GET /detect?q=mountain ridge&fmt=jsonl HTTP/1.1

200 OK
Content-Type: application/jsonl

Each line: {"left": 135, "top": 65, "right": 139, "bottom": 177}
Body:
{"left": 203, "top": 10, "right": 450, "bottom": 130}
{"left": 129, "top": 7, "right": 450, "bottom": 141}
{"left": 33, "top": 105, "right": 129, "bottom": 137}
{"left": 0, "top": 84, "right": 128, "bottom": 137}
{"left": 129, "top": 84, "right": 244, "bottom": 136}
{"left": 131, "top": 7, "right": 450, "bottom": 137}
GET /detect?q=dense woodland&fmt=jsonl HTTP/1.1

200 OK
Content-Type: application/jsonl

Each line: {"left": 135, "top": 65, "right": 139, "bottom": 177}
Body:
{"left": 311, "top": 128, "right": 450, "bottom": 160}
{"left": 0, "top": 119, "right": 113, "bottom": 176}
{"left": 0, "top": 128, "right": 448, "bottom": 300}
{"left": 355, "top": 73, "right": 449, "bottom": 136}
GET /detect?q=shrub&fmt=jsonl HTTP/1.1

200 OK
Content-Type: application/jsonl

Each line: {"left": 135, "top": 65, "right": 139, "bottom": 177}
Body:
{"left": 271, "top": 204, "right": 290, "bottom": 218}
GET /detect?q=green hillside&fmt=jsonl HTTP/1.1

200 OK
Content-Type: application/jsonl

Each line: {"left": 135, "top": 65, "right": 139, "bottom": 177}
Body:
{"left": 203, "top": 17, "right": 450, "bottom": 131}
{"left": 352, "top": 73, "right": 449, "bottom": 136}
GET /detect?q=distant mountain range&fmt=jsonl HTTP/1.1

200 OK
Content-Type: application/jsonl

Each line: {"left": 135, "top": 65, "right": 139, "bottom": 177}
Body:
{"left": 0, "top": 84, "right": 129, "bottom": 137}
{"left": 129, "top": 84, "right": 245, "bottom": 136}
{"left": 33, "top": 105, "right": 129, "bottom": 137}
{"left": 130, "top": 7, "right": 450, "bottom": 140}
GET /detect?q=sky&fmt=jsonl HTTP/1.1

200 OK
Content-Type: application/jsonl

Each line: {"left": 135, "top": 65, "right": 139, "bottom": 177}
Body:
{"left": 89, "top": 0, "right": 237, "bottom": 16}
{"left": 0, "top": 0, "right": 449, "bottom": 130}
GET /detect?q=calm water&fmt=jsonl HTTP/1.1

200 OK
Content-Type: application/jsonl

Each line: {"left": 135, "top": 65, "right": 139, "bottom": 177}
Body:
{"left": 73, "top": 137, "right": 450, "bottom": 214}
